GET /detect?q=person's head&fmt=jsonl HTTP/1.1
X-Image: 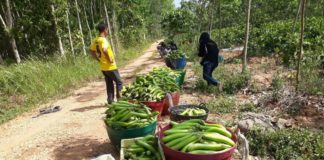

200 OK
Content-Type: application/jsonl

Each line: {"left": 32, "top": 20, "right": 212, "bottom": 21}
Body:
{"left": 97, "top": 23, "right": 108, "bottom": 36}
{"left": 199, "top": 32, "right": 210, "bottom": 43}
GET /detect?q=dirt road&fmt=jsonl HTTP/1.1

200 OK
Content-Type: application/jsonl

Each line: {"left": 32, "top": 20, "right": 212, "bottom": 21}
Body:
{"left": 0, "top": 41, "right": 165, "bottom": 160}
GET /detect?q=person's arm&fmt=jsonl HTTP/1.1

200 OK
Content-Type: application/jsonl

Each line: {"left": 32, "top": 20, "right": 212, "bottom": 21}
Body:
{"left": 198, "top": 42, "right": 207, "bottom": 57}
{"left": 89, "top": 40, "right": 100, "bottom": 62}
{"left": 90, "top": 50, "right": 100, "bottom": 62}
{"left": 102, "top": 48, "right": 114, "bottom": 63}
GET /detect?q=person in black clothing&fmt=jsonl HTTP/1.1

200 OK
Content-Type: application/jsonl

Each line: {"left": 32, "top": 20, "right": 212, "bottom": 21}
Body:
{"left": 198, "top": 32, "right": 222, "bottom": 89}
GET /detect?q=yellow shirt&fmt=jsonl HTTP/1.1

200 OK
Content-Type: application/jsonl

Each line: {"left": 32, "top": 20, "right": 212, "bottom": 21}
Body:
{"left": 90, "top": 37, "right": 117, "bottom": 71}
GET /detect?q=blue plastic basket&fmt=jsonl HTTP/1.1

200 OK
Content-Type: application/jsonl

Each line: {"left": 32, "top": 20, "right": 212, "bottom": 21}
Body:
{"left": 168, "top": 55, "right": 186, "bottom": 70}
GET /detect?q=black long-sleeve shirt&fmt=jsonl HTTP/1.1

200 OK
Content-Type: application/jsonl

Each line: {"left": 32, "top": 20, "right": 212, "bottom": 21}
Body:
{"left": 199, "top": 40, "right": 219, "bottom": 64}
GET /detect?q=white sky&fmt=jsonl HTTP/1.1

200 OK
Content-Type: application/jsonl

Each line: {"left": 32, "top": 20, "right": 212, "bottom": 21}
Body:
{"left": 174, "top": 0, "right": 187, "bottom": 8}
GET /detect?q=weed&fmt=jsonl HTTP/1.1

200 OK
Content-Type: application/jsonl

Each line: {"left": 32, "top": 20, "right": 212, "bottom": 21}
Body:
{"left": 217, "top": 68, "right": 250, "bottom": 94}
{"left": 207, "top": 96, "right": 236, "bottom": 113}
{"left": 249, "top": 81, "right": 263, "bottom": 93}
{"left": 299, "top": 49, "right": 324, "bottom": 95}
{"left": 260, "top": 63, "right": 270, "bottom": 73}
{"left": 271, "top": 73, "right": 284, "bottom": 101}
{"left": 239, "top": 102, "right": 258, "bottom": 112}
{"left": 232, "top": 58, "right": 242, "bottom": 64}
{"left": 194, "top": 64, "right": 251, "bottom": 94}
{"left": 246, "top": 127, "right": 324, "bottom": 160}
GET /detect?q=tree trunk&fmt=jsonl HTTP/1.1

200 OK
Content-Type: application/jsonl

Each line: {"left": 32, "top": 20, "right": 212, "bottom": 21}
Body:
{"left": 0, "top": 54, "right": 3, "bottom": 64}
{"left": 242, "top": 0, "right": 252, "bottom": 73}
{"left": 51, "top": 5, "right": 65, "bottom": 57}
{"left": 296, "top": 0, "right": 306, "bottom": 92}
{"left": 292, "top": 0, "right": 302, "bottom": 32}
{"left": 75, "top": 0, "right": 87, "bottom": 55}
{"left": 66, "top": 10, "right": 75, "bottom": 56}
{"left": 208, "top": 4, "right": 213, "bottom": 36}
{"left": 90, "top": 0, "right": 95, "bottom": 27}
{"left": 99, "top": 0, "right": 103, "bottom": 18}
{"left": 218, "top": 0, "right": 222, "bottom": 48}
{"left": 82, "top": 3, "right": 93, "bottom": 40}
{"left": 2, "top": 0, "right": 21, "bottom": 63}
{"left": 112, "top": 9, "right": 120, "bottom": 51}
{"left": 104, "top": 2, "right": 116, "bottom": 55}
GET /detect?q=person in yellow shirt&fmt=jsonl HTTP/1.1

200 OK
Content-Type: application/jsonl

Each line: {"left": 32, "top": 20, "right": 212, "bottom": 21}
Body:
{"left": 90, "top": 23, "right": 122, "bottom": 104}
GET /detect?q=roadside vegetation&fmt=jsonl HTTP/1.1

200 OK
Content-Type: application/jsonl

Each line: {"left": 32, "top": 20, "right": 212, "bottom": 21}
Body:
{"left": 161, "top": 0, "right": 323, "bottom": 159}
{"left": 246, "top": 127, "right": 324, "bottom": 160}
{"left": 0, "top": 0, "right": 174, "bottom": 123}
{"left": 0, "top": 42, "right": 153, "bottom": 123}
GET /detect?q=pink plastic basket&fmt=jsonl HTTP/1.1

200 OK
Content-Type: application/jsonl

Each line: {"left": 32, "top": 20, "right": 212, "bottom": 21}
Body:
{"left": 158, "top": 123, "right": 238, "bottom": 160}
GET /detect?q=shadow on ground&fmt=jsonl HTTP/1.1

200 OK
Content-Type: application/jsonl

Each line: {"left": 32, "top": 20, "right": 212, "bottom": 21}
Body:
{"left": 53, "top": 138, "right": 119, "bottom": 160}
{"left": 70, "top": 105, "right": 106, "bottom": 112}
{"left": 75, "top": 87, "right": 105, "bottom": 102}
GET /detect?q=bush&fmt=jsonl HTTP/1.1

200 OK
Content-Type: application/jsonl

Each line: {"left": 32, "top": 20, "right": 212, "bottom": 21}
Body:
{"left": 239, "top": 102, "right": 258, "bottom": 112}
{"left": 213, "top": 66, "right": 250, "bottom": 94}
{"left": 194, "top": 65, "right": 250, "bottom": 94}
{"left": 207, "top": 96, "right": 236, "bottom": 113}
{"left": 246, "top": 127, "right": 324, "bottom": 160}
{"left": 249, "top": 17, "right": 324, "bottom": 66}
{"left": 211, "top": 25, "right": 245, "bottom": 48}
{"left": 271, "top": 73, "right": 284, "bottom": 101}
{"left": 208, "top": 18, "right": 323, "bottom": 67}
{"left": 299, "top": 49, "right": 324, "bottom": 95}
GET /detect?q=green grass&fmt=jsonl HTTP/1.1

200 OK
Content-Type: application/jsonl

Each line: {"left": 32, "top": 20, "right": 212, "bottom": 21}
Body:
{"left": 0, "top": 41, "right": 154, "bottom": 124}
{"left": 246, "top": 127, "right": 324, "bottom": 160}
{"left": 0, "top": 56, "right": 100, "bottom": 123}
{"left": 115, "top": 41, "right": 154, "bottom": 67}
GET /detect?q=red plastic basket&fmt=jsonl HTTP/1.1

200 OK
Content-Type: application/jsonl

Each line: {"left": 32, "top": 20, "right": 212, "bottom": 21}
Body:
{"left": 162, "top": 92, "right": 180, "bottom": 115}
{"left": 158, "top": 123, "right": 238, "bottom": 160}
{"left": 141, "top": 101, "right": 165, "bottom": 119}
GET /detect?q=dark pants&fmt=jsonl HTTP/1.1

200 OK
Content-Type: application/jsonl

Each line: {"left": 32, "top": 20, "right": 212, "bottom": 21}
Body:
{"left": 202, "top": 61, "right": 220, "bottom": 86}
{"left": 102, "top": 70, "right": 123, "bottom": 104}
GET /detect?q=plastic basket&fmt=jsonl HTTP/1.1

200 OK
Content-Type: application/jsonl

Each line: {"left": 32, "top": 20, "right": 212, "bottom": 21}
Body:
{"left": 168, "top": 104, "right": 209, "bottom": 122}
{"left": 120, "top": 137, "right": 166, "bottom": 160}
{"left": 141, "top": 100, "right": 165, "bottom": 119}
{"left": 175, "top": 70, "right": 186, "bottom": 87}
{"left": 162, "top": 92, "right": 180, "bottom": 115}
{"left": 106, "top": 121, "right": 157, "bottom": 149}
{"left": 158, "top": 123, "right": 237, "bottom": 160}
{"left": 166, "top": 56, "right": 187, "bottom": 70}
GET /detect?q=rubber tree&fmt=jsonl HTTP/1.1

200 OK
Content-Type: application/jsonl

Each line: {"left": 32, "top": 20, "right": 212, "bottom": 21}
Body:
{"left": 295, "top": 0, "right": 306, "bottom": 92}
{"left": 242, "top": 0, "right": 252, "bottom": 73}
{"left": 0, "top": 54, "right": 3, "bottom": 64}
{"left": 218, "top": 0, "right": 222, "bottom": 48}
{"left": 0, "top": 0, "right": 21, "bottom": 63}
{"left": 207, "top": 1, "right": 215, "bottom": 36}
{"left": 51, "top": 4, "right": 65, "bottom": 57}
{"left": 66, "top": 9, "right": 75, "bottom": 56}
{"left": 104, "top": 2, "right": 116, "bottom": 55}
{"left": 75, "top": 0, "right": 87, "bottom": 55}
{"left": 82, "top": 1, "right": 92, "bottom": 40}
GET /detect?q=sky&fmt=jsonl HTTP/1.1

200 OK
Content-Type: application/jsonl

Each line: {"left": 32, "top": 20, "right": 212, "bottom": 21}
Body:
{"left": 174, "top": 0, "right": 184, "bottom": 8}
